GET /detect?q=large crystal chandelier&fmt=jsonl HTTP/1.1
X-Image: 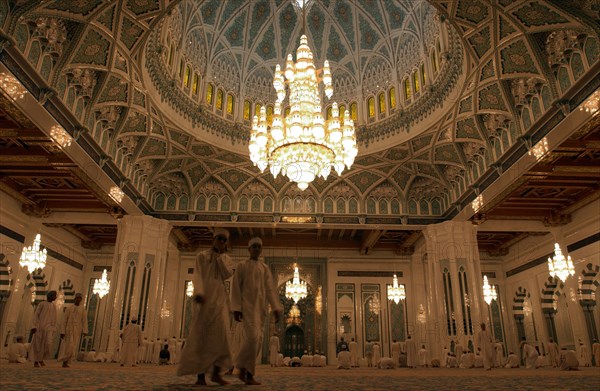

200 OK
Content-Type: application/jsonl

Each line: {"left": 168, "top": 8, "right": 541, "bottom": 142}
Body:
{"left": 19, "top": 234, "right": 47, "bottom": 273}
{"left": 387, "top": 274, "right": 406, "bottom": 304}
{"left": 248, "top": 32, "right": 358, "bottom": 190}
{"left": 581, "top": 88, "right": 599, "bottom": 114}
{"left": 50, "top": 125, "right": 72, "bottom": 148}
{"left": 93, "top": 269, "right": 110, "bottom": 298}
{"left": 0, "top": 72, "right": 28, "bottom": 101}
{"left": 285, "top": 266, "right": 308, "bottom": 303}
{"left": 548, "top": 243, "right": 575, "bottom": 283}
{"left": 482, "top": 275, "right": 497, "bottom": 305}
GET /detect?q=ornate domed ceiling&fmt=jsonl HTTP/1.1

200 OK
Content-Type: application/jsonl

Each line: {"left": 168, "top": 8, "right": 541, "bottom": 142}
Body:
{"left": 0, "top": 0, "right": 598, "bottom": 228}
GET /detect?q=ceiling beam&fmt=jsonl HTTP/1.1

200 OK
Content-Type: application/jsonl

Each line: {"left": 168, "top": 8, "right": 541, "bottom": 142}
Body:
{"left": 360, "top": 229, "right": 385, "bottom": 255}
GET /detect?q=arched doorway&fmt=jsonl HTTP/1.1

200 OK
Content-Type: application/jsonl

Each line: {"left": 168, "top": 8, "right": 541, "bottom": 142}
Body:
{"left": 284, "top": 325, "right": 304, "bottom": 358}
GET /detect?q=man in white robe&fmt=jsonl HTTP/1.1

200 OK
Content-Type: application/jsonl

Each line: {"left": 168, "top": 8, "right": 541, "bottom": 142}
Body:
{"left": 378, "top": 357, "right": 396, "bottom": 369}
{"left": 231, "top": 237, "right": 282, "bottom": 385}
{"left": 577, "top": 339, "right": 590, "bottom": 367}
{"left": 58, "top": 293, "right": 88, "bottom": 367}
{"left": 8, "top": 336, "right": 27, "bottom": 363}
{"left": 441, "top": 345, "right": 449, "bottom": 367}
{"left": 455, "top": 340, "right": 464, "bottom": 363}
{"left": 494, "top": 340, "right": 504, "bottom": 368}
{"left": 405, "top": 335, "right": 417, "bottom": 368}
{"left": 476, "top": 323, "right": 494, "bottom": 370}
{"left": 546, "top": 338, "right": 559, "bottom": 367}
{"left": 138, "top": 337, "right": 147, "bottom": 364}
{"left": 337, "top": 346, "right": 351, "bottom": 369}
{"left": 349, "top": 338, "right": 358, "bottom": 367}
{"left": 152, "top": 338, "right": 162, "bottom": 364}
{"left": 447, "top": 353, "right": 458, "bottom": 368}
{"left": 29, "top": 290, "right": 58, "bottom": 367}
{"left": 168, "top": 336, "right": 177, "bottom": 364}
{"left": 365, "top": 340, "right": 374, "bottom": 367}
{"left": 505, "top": 351, "right": 519, "bottom": 368}
{"left": 391, "top": 339, "right": 401, "bottom": 367}
{"left": 592, "top": 339, "right": 600, "bottom": 367}
{"left": 418, "top": 345, "right": 428, "bottom": 367}
{"left": 269, "top": 333, "right": 279, "bottom": 367}
{"left": 459, "top": 350, "right": 475, "bottom": 368}
{"left": 177, "top": 229, "right": 232, "bottom": 386}
{"left": 301, "top": 350, "right": 312, "bottom": 367}
{"left": 559, "top": 348, "right": 579, "bottom": 370}
{"left": 522, "top": 339, "right": 539, "bottom": 369}
{"left": 121, "top": 318, "right": 142, "bottom": 367}
{"left": 373, "top": 342, "right": 382, "bottom": 367}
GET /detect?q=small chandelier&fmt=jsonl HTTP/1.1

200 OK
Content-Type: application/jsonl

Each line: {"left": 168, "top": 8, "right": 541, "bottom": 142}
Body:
{"left": 50, "top": 125, "right": 72, "bottom": 148}
{"left": 19, "top": 233, "right": 47, "bottom": 273}
{"left": 482, "top": 275, "right": 497, "bottom": 305}
{"left": 387, "top": 274, "right": 406, "bottom": 304}
{"left": 285, "top": 266, "right": 308, "bottom": 303}
{"left": 548, "top": 243, "right": 575, "bottom": 282}
{"left": 0, "top": 72, "right": 27, "bottom": 101}
{"left": 185, "top": 280, "right": 194, "bottom": 297}
{"left": 249, "top": 33, "right": 358, "bottom": 190}
{"left": 93, "top": 269, "right": 110, "bottom": 298}
{"left": 160, "top": 299, "right": 171, "bottom": 318}
{"left": 109, "top": 186, "right": 124, "bottom": 203}
{"left": 580, "top": 88, "right": 599, "bottom": 114}
{"left": 416, "top": 304, "right": 426, "bottom": 324}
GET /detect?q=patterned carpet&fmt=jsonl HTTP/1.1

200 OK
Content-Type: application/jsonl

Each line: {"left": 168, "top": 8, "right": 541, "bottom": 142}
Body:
{"left": 0, "top": 361, "right": 598, "bottom": 390}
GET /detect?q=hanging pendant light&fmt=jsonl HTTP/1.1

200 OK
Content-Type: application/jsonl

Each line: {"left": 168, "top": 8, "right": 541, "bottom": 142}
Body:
{"left": 93, "top": 269, "right": 111, "bottom": 298}
{"left": 285, "top": 265, "right": 308, "bottom": 303}
{"left": 19, "top": 234, "right": 47, "bottom": 273}
{"left": 387, "top": 274, "right": 406, "bottom": 304}
{"left": 482, "top": 275, "right": 497, "bottom": 305}
{"left": 547, "top": 243, "right": 575, "bottom": 283}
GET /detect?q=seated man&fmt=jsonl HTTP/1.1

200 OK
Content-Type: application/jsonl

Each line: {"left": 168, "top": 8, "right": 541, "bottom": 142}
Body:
{"left": 536, "top": 354, "right": 550, "bottom": 368}
{"left": 276, "top": 353, "right": 284, "bottom": 367}
{"left": 283, "top": 356, "right": 291, "bottom": 367}
{"left": 319, "top": 354, "right": 327, "bottom": 367}
{"left": 378, "top": 357, "right": 396, "bottom": 369}
{"left": 559, "top": 348, "right": 579, "bottom": 370}
{"left": 337, "top": 346, "right": 351, "bottom": 369}
{"left": 159, "top": 344, "right": 170, "bottom": 365}
{"left": 473, "top": 353, "right": 483, "bottom": 368}
{"left": 459, "top": 351, "right": 475, "bottom": 368}
{"left": 289, "top": 356, "right": 302, "bottom": 367}
{"left": 85, "top": 350, "right": 97, "bottom": 362}
{"left": 399, "top": 352, "right": 407, "bottom": 368}
{"left": 505, "top": 352, "right": 519, "bottom": 368}
{"left": 94, "top": 352, "right": 106, "bottom": 362}
{"left": 8, "top": 336, "right": 27, "bottom": 363}
{"left": 301, "top": 350, "right": 312, "bottom": 367}
{"left": 447, "top": 353, "right": 458, "bottom": 368}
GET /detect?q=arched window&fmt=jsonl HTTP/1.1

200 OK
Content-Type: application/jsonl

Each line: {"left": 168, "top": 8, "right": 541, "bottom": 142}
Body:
{"left": 378, "top": 92, "right": 386, "bottom": 114}
{"left": 184, "top": 65, "right": 191, "bottom": 87}
{"left": 168, "top": 45, "right": 174, "bottom": 66}
{"left": 192, "top": 73, "right": 199, "bottom": 95}
{"left": 206, "top": 83, "right": 214, "bottom": 105}
{"left": 243, "top": 100, "right": 251, "bottom": 120}
{"left": 179, "top": 59, "right": 184, "bottom": 78}
{"left": 239, "top": 196, "right": 248, "bottom": 211}
{"left": 336, "top": 198, "right": 346, "bottom": 213}
{"left": 339, "top": 104, "right": 346, "bottom": 119}
{"left": 216, "top": 88, "right": 224, "bottom": 110}
{"left": 266, "top": 105, "right": 274, "bottom": 123}
{"left": 254, "top": 103, "right": 262, "bottom": 117}
{"left": 388, "top": 87, "right": 396, "bottom": 109}
{"left": 350, "top": 102, "right": 358, "bottom": 121}
{"left": 226, "top": 93, "right": 234, "bottom": 114}
{"left": 421, "top": 64, "right": 426, "bottom": 86}
{"left": 326, "top": 106, "right": 332, "bottom": 120}
{"left": 196, "top": 195, "right": 206, "bottom": 211}
{"left": 404, "top": 78, "right": 411, "bottom": 100}
{"left": 431, "top": 50, "right": 438, "bottom": 73}
{"left": 367, "top": 97, "right": 375, "bottom": 118}
{"left": 413, "top": 71, "right": 420, "bottom": 94}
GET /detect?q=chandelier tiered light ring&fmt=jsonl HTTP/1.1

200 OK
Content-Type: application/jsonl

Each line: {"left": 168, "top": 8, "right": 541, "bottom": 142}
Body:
{"left": 482, "top": 275, "right": 497, "bottom": 305}
{"left": 249, "top": 35, "right": 358, "bottom": 191}
{"left": 285, "top": 266, "right": 308, "bottom": 303}
{"left": 93, "top": 269, "right": 111, "bottom": 298}
{"left": 547, "top": 243, "right": 575, "bottom": 283}
{"left": 387, "top": 274, "right": 406, "bottom": 304}
{"left": 19, "top": 234, "right": 47, "bottom": 274}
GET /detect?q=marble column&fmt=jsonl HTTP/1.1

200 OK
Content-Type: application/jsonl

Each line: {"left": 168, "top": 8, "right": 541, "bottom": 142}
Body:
{"left": 100, "top": 215, "right": 171, "bottom": 355}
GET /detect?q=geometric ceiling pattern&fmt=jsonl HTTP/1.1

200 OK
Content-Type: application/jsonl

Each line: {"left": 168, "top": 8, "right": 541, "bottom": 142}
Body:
{"left": 0, "top": 0, "right": 599, "bottom": 251}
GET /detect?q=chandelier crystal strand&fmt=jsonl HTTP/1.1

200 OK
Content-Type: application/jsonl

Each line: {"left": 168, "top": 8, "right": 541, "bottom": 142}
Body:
{"left": 482, "top": 275, "right": 497, "bottom": 305}
{"left": 547, "top": 242, "right": 575, "bottom": 282}
{"left": 249, "top": 35, "right": 357, "bottom": 190}
{"left": 19, "top": 233, "right": 47, "bottom": 273}
{"left": 387, "top": 274, "right": 406, "bottom": 304}
{"left": 93, "top": 269, "right": 110, "bottom": 298}
{"left": 285, "top": 266, "right": 308, "bottom": 303}
{"left": 50, "top": 125, "right": 72, "bottom": 148}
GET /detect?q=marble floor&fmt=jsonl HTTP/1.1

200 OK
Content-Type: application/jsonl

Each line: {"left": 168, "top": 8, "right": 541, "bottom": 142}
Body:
{"left": 0, "top": 361, "right": 598, "bottom": 390}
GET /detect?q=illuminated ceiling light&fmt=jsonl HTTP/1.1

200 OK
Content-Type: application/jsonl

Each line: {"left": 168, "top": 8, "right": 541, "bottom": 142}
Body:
{"left": 387, "top": 274, "right": 406, "bottom": 304}
{"left": 482, "top": 275, "right": 497, "bottom": 305}
{"left": 109, "top": 186, "right": 124, "bottom": 203}
{"left": 285, "top": 265, "right": 308, "bottom": 303}
{"left": 471, "top": 194, "right": 483, "bottom": 213}
{"left": 160, "top": 299, "right": 171, "bottom": 318}
{"left": 19, "top": 233, "right": 47, "bottom": 273}
{"left": 93, "top": 269, "right": 110, "bottom": 298}
{"left": 281, "top": 216, "right": 314, "bottom": 223}
{"left": 0, "top": 72, "right": 27, "bottom": 101}
{"left": 416, "top": 304, "right": 426, "bottom": 324}
{"left": 50, "top": 124, "right": 72, "bottom": 148}
{"left": 249, "top": 20, "right": 358, "bottom": 190}
{"left": 580, "top": 88, "right": 599, "bottom": 114}
{"left": 528, "top": 137, "right": 549, "bottom": 161}
{"left": 186, "top": 280, "right": 194, "bottom": 297}
{"left": 368, "top": 294, "right": 380, "bottom": 314}
{"left": 548, "top": 243, "right": 575, "bottom": 283}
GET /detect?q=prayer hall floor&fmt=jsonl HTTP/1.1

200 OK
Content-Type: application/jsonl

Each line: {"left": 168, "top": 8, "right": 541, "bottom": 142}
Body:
{"left": 0, "top": 361, "right": 598, "bottom": 390}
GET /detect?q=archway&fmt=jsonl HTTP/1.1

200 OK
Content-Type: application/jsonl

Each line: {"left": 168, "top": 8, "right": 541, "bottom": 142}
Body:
{"left": 284, "top": 325, "right": 304, "bottom": 358}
